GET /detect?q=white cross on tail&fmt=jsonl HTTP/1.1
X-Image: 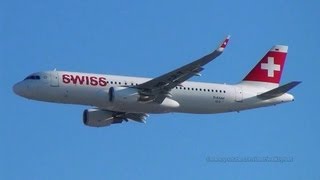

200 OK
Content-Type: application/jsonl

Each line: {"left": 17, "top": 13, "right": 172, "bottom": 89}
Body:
{"left": 261, "top": 57, "right": 280, "bottom": 77}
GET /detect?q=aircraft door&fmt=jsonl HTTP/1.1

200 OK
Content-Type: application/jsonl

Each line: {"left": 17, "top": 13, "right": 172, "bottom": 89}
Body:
{"left": 235, "top": 86, "right": 243, "bottom": 102}
{"left": 50, "top": 71, "right": 59, "bottom": 87}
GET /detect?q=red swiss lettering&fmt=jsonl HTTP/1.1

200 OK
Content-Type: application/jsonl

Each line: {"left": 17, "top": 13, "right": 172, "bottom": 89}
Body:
{"left": 62, "top": 74, "right": 108, "bottom": 87}
{"left": 85, "top": 76, "right": 89, "bottom": 85}
{"left": 90, "top": 76, "right": 98, "bottom": 86}
{"left": 99, "top": 77, "right": 107, "bottom": 86}
{"left": 62, "top": 74, "right": 70, "bottom": 83}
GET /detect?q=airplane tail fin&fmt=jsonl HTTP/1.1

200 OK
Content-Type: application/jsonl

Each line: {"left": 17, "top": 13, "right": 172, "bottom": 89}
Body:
{"left": 242, "top": 45, "right": 288, "bottom": 85}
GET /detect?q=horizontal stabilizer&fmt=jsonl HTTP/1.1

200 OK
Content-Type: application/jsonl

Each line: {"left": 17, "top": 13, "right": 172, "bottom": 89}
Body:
{"left": 257, "top": 81, "right": 301, "bottom": 100}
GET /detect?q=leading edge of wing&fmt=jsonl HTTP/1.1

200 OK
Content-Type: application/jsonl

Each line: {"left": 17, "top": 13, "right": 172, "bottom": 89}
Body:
{"left": 137, "top": 35, "right": 231, "bottom": 92}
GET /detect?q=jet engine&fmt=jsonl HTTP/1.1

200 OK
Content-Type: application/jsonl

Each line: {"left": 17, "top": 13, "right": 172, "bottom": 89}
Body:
{"left": 108, "top": 87, "right": 140, "bottom": 104}
{"left": 83, "top": 108, "right": 124, "bottom": 127}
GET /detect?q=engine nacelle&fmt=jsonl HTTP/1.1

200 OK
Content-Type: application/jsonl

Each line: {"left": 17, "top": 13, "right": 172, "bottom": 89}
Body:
{"left": 109, "top": 87, "right": 140, "bottom": 104}
{"left": 83, "top": 108, "right": 123, "bottom": 127}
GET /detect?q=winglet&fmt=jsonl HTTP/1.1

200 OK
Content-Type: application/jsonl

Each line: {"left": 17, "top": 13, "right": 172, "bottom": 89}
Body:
{"left": 217, "top": 35, "right": 231, "bottom": 52}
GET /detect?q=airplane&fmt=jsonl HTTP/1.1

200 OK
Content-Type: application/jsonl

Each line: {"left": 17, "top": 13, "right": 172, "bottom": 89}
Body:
{"left": 13, "top": 36, "right": 301, "bottom": 127}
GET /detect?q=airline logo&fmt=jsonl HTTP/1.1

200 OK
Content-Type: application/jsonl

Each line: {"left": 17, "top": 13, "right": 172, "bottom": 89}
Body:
{"left": 62, "top": 74, "right": 107, "bottom": 86}
{"left": 261, "top": 57, "right": 280, "bottom": 77}
{"left": 243, "top": 45, "right": 287, "bottom": 84}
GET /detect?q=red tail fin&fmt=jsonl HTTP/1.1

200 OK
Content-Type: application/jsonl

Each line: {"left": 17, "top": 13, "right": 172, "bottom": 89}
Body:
{"left": 243, "top": 45, "right": 288, "bottom": 84}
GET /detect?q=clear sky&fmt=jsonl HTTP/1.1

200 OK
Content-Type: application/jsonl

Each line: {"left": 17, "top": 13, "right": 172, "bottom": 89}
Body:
{"left": 1, "top": 0, "right": 319, "bottom": 179}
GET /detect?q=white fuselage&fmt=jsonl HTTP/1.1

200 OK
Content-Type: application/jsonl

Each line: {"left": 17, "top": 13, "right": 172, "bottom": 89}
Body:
{"left": 13, "top": 71, "right": 294, "bottom": 114}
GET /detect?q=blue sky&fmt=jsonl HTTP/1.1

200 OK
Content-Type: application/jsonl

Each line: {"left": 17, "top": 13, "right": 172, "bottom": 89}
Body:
{"left": 1, "top": 0, "right": 319, "bottom": 179}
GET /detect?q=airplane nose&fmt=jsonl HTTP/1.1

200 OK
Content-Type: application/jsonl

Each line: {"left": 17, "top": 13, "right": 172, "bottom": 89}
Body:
{"left": 13, "top": 81, "right": 35, "bottom": 98}
{"left": 13, "top": 82, "right": 24, "bottom": 96}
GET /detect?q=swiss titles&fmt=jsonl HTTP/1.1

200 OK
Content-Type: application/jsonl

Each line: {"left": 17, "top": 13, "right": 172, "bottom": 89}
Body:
{"left": 62, "top": 74, "right": 107, "bottom": 87}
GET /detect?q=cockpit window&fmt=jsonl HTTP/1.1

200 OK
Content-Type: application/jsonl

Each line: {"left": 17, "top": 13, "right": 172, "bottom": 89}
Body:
{"left": 24, "top": 75, "right": 40, "bottom": 80}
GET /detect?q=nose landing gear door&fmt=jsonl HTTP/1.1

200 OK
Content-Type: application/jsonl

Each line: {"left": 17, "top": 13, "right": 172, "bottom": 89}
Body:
{"left": 50, "top": 71, "right": 59, "bottom": 87}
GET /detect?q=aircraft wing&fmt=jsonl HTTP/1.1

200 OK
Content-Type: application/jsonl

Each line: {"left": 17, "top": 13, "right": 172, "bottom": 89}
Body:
{"left": 136, "top": 35, "right": 230, "bottom": 103}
